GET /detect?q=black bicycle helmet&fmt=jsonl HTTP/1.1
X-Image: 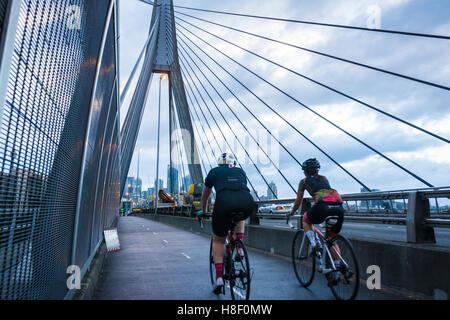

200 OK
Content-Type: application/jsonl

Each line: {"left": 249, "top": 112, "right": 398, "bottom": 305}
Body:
{"left": 301, "top": 158, "right": 320, "bottom": 174}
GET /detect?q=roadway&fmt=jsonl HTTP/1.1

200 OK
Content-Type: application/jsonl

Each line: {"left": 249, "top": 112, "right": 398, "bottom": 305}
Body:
{"left": 95, "top": 216, "right": 407, "bottom": 300}
{"left": 259, "top": 218, "right": 450, "bottom": 247}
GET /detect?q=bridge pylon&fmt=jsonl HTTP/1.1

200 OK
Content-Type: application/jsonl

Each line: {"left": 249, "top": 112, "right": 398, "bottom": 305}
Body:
{"left": 120, "top": 0, "right": 203, "bottom": 196}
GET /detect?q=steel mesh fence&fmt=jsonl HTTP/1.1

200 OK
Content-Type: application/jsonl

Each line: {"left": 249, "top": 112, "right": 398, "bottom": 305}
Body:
{"left": 0, "top": 0, "right": 119, "bottom": 300}
{"left": 0, "top": 0, "right": 7, "bottom": 38}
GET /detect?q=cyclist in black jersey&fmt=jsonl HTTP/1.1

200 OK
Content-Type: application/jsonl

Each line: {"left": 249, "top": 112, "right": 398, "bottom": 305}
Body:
{"left": 290, "top": 158, "right": 344, "bottom": 279}
{"left": 200, "top": 153, "right": 256, "bottom": 294}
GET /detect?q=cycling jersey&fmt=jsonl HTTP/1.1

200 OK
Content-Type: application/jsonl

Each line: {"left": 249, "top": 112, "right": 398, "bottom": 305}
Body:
{"left": 299, "top": 175, "right": 343, "bottom": 204}
{"left": 205, "top": 166, "right": 250, "bottom": 193}
{"left": 205, "top": 166, "right": 255, "bottom": 237}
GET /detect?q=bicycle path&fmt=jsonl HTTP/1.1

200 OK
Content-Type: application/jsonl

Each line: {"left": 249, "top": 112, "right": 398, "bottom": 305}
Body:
{"left": 94, "top": 216, "right": 407, "bottom": 300}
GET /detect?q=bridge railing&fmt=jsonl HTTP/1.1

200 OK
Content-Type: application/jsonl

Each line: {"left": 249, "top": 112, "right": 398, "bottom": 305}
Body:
{"left": 252, "top": 187, "right": 450, "bottom": 244}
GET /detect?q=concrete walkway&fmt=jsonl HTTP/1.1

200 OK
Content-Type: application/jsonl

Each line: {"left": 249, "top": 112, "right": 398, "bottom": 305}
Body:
{"left": 95, "top": 216, "right": 406, "bottom": 300}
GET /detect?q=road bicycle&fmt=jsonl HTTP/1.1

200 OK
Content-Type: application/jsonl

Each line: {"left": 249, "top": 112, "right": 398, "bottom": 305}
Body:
{"left": 198, "top": 212, "right": 251, "bottom": 300}
{"left": 290, "top": 215, "right": 360, "bottom": 300}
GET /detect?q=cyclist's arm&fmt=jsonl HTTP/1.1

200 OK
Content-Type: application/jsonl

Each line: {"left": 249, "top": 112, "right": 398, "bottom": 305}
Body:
{"left": 290, "top": 186, "right": 304, "bottom": 216}
{"left": 201, "top": 186, "right": 212, "bottom": 212}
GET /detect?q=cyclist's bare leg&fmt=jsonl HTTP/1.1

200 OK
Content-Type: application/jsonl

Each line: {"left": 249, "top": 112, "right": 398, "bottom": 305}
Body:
{"left": 234, "top": 220, "right": 245, "bottom": 234}
{"left": 302, "top": 219, "right": 315, "bottom": 253}
{"left": 212, "top": 234, "right": 226, "bottom": 264}
{"left": 330, "top": 243, "right": 341, "bottom": 262}
{"left": 302, "top": 219, "right": 313, "bottom": 231}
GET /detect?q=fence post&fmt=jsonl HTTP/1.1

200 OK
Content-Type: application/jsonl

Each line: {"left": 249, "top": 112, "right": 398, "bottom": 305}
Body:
{"left": 406, "top": 191, "right": 435, "bottom": 243}
{"left": 249, "top": 204, "right": 260, "bottom": 225}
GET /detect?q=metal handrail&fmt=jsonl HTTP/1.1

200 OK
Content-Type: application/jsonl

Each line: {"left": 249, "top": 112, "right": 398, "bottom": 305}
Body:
{"left": 254, "top": 188, "right": 450, "bottom": 230}
{"left": 255, "top": 187, "right": 450, "bottom": 205}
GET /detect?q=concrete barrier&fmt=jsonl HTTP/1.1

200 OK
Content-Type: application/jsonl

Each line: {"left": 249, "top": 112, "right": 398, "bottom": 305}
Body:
{"left": 139, "top": 214, "right": 450, "bottom": 299}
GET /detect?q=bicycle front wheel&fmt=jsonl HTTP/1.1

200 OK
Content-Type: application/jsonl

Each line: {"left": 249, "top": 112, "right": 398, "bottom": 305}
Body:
{"left": 229, "top": 239, "right": 251, "bottom": 300}
{"left": 209, "top": 239, "right": 215, "bottom": 286}
{"left": 292, "top": 231, "right": 315, "bottom": 287}
{"left": 327, "top": 235, "right": 360, "bottom": 300}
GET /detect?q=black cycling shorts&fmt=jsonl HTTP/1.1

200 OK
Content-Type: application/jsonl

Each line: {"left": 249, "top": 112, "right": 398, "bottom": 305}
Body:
{"left": 212, "top": 190, "right": 256, "bottom": 237}
{"left": 303, "top": 202, "right": 344, "bottom": 234}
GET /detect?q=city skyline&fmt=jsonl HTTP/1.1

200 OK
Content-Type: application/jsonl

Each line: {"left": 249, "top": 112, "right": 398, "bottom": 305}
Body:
{"left": 121, "top": 0, "right": 450, "bottom": 198}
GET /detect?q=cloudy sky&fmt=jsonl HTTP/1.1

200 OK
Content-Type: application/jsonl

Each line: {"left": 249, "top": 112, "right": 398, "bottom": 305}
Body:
{"left": 118, "top": 0, "right": 450, "bottom": 199}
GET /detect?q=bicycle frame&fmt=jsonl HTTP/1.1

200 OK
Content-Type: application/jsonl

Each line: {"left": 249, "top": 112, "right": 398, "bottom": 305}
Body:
{"left": 302, "top": 226, "right": 350, "bottom": 274}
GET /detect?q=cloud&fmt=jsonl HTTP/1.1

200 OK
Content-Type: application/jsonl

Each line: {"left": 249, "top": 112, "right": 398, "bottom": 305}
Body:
{"left": 120, "top": 0, "right": 450, "bottom": 195}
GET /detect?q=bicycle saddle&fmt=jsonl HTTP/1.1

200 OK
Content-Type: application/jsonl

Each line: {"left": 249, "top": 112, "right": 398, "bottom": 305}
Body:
{"left": 231, "top": 211, "right": 247, "bottom": 225}
{"left": 325, "top": 216, "right": 339, "bottom": 228}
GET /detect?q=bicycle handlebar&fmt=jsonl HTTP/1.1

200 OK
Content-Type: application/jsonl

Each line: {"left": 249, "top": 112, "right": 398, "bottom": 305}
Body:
{"left": 197, "top": 212, "right": 213, "bottom": 229}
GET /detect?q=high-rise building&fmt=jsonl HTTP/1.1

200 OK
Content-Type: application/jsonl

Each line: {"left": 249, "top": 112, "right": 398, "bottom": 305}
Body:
{"left": 135, "top": 177, "right": 142, "bottom": 197}
{"left": 360, "top": 187, "right": 382, "bottom": 209}
{"left": 167, "top": 165, "right": 179, "bottom": 195}
{"left": 182, "top": 175, "right": 191, "bottom": 193}
{"left": 123, "top": 177, "right": 135, "bottom": 199}
{"left": 267, "top": 181, "right": 278, "bottom": 200}
{"left": 155, "top": 178, "right": 164, "bottom": 192}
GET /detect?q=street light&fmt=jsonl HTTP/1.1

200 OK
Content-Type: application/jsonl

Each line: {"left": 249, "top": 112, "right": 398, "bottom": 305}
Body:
{"left": 155, "top": 73, "right": 167, "bottom": 215}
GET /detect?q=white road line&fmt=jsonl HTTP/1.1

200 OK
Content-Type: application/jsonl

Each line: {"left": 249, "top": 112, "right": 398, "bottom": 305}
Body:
{"left": 181, "top": 252, "right": 191, "bottom": 260}
{"left": 163, "top": 240, "right": 168, "bottom": 244}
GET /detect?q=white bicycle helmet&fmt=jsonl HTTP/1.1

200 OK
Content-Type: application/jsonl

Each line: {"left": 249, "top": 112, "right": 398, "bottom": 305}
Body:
{"left": 217, "top": 153, "right": 236, "bottom": 167}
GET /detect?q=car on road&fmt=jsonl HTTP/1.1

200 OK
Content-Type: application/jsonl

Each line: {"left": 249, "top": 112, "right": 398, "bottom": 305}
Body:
{"left": 258, "top": 203, "right": 293, "bottom": 214}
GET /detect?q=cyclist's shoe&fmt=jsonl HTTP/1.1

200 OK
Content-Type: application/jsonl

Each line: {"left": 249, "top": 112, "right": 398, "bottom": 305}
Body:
{"left": 327, "top": 271, "right": 341, "bottom": 286}
{"left": 213, "top": 277, "right": 224, "bottom": 294}
{"left": 308, "top": 243, "right": 322, "bottom": 257}
{"left": 235, "top": 247, "right": 245, "bottom": 261}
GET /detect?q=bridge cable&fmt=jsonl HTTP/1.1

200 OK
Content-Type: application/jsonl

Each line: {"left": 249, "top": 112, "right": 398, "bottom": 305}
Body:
{"left": 176, "top": 29, "right": 372, "bottom": 191}
{"left": 166, "top": 47, "right": 217, "bottom": 173}
{"left": 182, "top": 84, "right": 216, "bottom": 171}
{"left": 176, "top": 22, "right": 435, "bottom": 188}
{"left": 173, "top": 6, "right": 450, "bottom": 40}
{"left": 174, "top": 12, "right": 450, "bottom": 91}
{"left": 174, "top": 72, "right": 217, "bottom": 179}
{"left": 179, "top": 50, "right": 289, "bottom": 196}
{"left": 166, "top": 21, "right": 306, "bottom": 186}
{"left": 178, "top": 45, "right": 297, "bottom": 194}
{"left": 167, "top": 53, "right": 216, "bottom": 173}
{"left": 180, "top": 63, "right": 266, "bottom": 199}
{"left": 171, "top": 43, "right": 261, "bottom": 199}
{"left": 174, "top": 36, "right": 306, "bottom": 176}
{"left": 171, "top": 98, "right": 196, "bottom": 192}
{"left": 176, "top": 17, "right": 450, "bottom": 145}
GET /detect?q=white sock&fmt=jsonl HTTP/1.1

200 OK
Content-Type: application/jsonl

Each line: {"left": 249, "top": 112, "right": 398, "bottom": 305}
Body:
{"left": 306, "top": 231, "right": 316, "bottom": 246}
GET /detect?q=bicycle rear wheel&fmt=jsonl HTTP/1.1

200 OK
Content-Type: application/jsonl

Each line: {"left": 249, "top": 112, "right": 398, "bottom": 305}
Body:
{"left": 292, "top": 230, "right": 315, "bottom": 287}
{"left": 327, "top": 235, "right": 360, "bottom": 300}
{"left": 229, "top": 239, "right": 251, "bottom": 300}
